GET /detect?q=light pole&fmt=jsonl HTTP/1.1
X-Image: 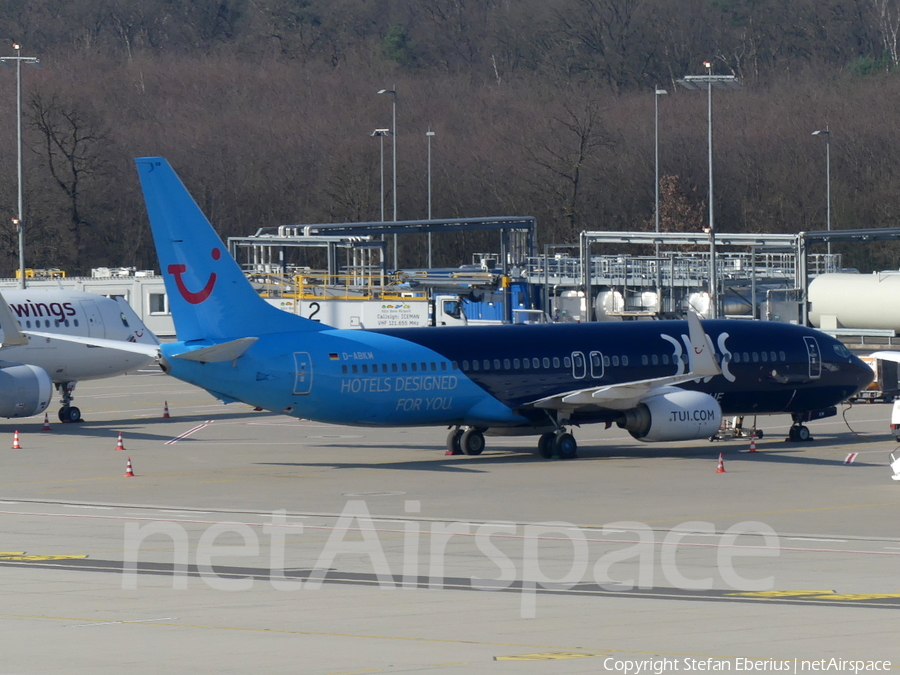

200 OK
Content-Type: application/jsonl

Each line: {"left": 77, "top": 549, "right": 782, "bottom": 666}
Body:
{"left": 370, "top": 129, "right": 390, "bottom": 222}
{"left": 0, "top": 43, "right": 40, "bottom": 289}
{"left": 426, "top": 129, "right": 435, "bottom": 268}
{"left": 377, "top": 87, "right": 397, "bottom": 270}
{"left": 677, "top": 62, "right": 741, "bottom": 319}
{"left": 812, "top": 127, "right": 831, "bottom": 257}
{"left": 654, "top": 86, "right": 667, "bottom": 257}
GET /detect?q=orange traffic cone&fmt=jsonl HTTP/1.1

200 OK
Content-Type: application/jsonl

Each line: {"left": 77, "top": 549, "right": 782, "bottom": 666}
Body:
{"left": 716, "top": 452, "right": 726, "bottom": 473}
{"left": 748, "top": 436, "right": 757, "bottom": 453}
{"left": 41, "top": 413, "right": 51, "bottom": 432}
{"left": 12, "top": 430, "right": 21, "bottom": 449}
{"left": 163, "top": 401, "right": 170, "bottom": 419}
{"left": 124, "top": 457, "right": 135, "bottom": 477}
{"left": 114, "top": 431, "right": 126, "bottom": 451}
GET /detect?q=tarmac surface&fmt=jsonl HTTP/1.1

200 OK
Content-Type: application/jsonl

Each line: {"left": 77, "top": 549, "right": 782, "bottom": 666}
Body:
{"left": 1, "top": 369, "right": 898, "bottom": 674}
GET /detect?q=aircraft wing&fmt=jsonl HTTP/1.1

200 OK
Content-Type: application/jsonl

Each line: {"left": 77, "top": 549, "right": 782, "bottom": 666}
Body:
{"left": 21, "top": 331, "right": 161, "bottom": 358}
{"left": 529, "top": 311, "right": 721, "bottom": 412}
{"left": 21, "top": 331, "right": 257, "bottom": 364}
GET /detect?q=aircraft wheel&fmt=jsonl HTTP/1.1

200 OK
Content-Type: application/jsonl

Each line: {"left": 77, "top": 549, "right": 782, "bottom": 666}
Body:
{"left": 59, "top": 406, "right": 82, "bottom": 423}
{"left": 538, "top": 433, "right": 555, "bottom": 459}
{"left": 796, "top": 425, "right": 810, "bottom": 442}
{"left": 754, "top": 430, "right": 764, "bottom": 440}
{"left": 554, "top": 432, "right": 578, "bottom": 460}
{"left": 445, "top": 429, "right": 463, "bottom": 455}
{"left": 461, "top": 429, "right": 485, "bottom": 456}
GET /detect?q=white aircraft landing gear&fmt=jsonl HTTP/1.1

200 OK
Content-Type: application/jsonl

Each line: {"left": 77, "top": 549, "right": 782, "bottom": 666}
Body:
{"left": 56, "top": 382, "right": 82, "bottom": 423}
{"left": 446, "top": 427, "right": 486, "bottom": 456}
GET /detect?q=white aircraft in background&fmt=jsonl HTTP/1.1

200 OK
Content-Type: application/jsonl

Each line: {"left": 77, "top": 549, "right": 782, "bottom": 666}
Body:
{"left": 0, "top": 288, "right": 159, "bottom": 422}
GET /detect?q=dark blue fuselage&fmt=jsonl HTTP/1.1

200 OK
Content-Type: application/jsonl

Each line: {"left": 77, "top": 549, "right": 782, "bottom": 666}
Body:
{"left": 163, "top": 319, "right": 871, "bottom": 430}
{"left": 375, "top": 319, "right": 868, "bottom": 424}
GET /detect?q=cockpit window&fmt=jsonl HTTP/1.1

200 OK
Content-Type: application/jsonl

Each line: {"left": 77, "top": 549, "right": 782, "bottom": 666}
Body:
{"left": 833, "top": 343, "right": 851, "bottom": 358}
{"left": 120, "top": 312, "right": 130, "bottom": 328}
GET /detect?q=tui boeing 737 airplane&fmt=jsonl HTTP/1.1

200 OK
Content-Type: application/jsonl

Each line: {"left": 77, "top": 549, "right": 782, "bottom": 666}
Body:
{"left": 28, "top": 157, "right": 873, "bottom": 457}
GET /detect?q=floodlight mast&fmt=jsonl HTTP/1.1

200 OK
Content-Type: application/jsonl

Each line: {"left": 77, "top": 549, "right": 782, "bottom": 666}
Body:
{"left": 0, "top": 43, "right": 41, "bottom": 289}
{"left": 676, "top": 63, "right": 741, "bottom": 319}
{"left": 377, "top": 87, "right": 398, "bottom": 269}
{"left": 812, "top": 128, "right": 831, "bottom": 256}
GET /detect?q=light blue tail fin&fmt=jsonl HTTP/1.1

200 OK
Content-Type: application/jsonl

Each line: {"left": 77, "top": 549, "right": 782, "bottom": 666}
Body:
{"left": 135, "top": 157, "right": 324, "bottom": 341}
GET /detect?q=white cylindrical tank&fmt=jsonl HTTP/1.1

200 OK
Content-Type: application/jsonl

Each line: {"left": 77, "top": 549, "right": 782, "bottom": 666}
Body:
{"left": 809, "top": 272, "right": 900, "bottom": 330}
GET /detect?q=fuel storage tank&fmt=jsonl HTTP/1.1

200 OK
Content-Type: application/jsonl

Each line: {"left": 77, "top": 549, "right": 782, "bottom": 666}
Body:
{"left": 808, "top": 272, "right": 900, "bottom": 330}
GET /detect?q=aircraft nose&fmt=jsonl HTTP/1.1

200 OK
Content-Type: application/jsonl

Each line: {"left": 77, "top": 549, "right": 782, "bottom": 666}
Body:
{"left": 848, "top": 354, "right": 875, "bottom": 392}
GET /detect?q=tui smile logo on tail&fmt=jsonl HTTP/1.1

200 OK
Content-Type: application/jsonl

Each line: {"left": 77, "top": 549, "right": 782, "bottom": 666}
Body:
{"left": 168, "top": 248, "right": 221, "bottom": 304}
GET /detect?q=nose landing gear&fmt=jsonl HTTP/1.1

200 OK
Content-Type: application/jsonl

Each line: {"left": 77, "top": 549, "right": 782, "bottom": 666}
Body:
{"left": 56, "top": 382, "right": 82, "bottom": 423}
{"left": 787, "top": 424, "right": 811, "bottom": 442}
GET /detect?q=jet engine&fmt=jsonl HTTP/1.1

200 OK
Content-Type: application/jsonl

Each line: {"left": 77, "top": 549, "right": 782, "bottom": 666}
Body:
{"left": 617, "top": 388, "right": 722, "bottom": 442}
{"left": 0, "top": 363, "right": 53, "bottom": 418}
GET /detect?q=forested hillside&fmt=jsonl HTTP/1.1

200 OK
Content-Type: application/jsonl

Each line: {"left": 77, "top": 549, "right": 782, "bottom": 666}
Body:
{"left": 1, "top": 0, "right": 900, "bottom": 274}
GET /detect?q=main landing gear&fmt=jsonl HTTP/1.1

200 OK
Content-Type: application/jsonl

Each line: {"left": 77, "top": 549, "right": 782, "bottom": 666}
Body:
{"left": 536, "top": 412, "right": 578, "bottom": 460}
{"left": 446, "top": 427, "right": 486, "bottom": 456}
{"left": 56, "top": 382, "right": 82, "bottom": 423}
{"left": 445, "top": 422, "right": 579, "bottom": 460}
{"left": 537, "top": 430, "right": 578, "bottom": 460}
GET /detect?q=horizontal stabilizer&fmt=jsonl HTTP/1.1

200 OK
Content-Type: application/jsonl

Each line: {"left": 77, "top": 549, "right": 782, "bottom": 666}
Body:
{"left": 172, "top": 337, "right": 258, "bottom": 363}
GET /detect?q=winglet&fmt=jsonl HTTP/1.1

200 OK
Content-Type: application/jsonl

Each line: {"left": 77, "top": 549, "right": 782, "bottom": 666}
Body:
{"left": 687, "top": 311, "right": 721, "bottom": 378}
{"left": 0, "top": 292, "right": 28, "bottom": 347}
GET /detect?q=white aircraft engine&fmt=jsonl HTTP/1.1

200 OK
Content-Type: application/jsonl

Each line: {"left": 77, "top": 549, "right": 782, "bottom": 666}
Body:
{"left": 617, "top": 389, "right": 722, "bottom": 442}
{"left": 0, "top": 364, "right": 53, "bottom": 418}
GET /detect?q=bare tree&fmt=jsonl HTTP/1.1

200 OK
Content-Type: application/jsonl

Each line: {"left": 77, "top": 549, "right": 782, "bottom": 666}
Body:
{"left": 872, "top": 0, "right": 900, "bottom": 66}
{"left": 519, "top": 96, "right": 613, "bottom": 237}
{"left": 28, "top": 93, "right": 110, "bottom": 263}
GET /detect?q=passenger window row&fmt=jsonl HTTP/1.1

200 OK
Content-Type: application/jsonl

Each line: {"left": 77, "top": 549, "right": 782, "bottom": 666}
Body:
{"left": 341, "top": 361, "right": 452, "bottom": 375}
{"left": 461, "top": 356, "right": 563, "bottom": 372}
{"left": 338, "top": 351, "right": 641, "bottom": 376}
{"left": 639, "top": 350, "right": 787, "bottom": 366}
{"left": 17, "top": 319, "right": 79, "bottom": 329}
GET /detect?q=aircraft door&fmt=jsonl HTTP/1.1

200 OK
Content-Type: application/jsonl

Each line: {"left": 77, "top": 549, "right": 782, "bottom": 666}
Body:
{"left": 293, "top": 352, "right": 313, "bottom": 395}
{"left": 589, "top": 351, "right": 605, "bottom": 379}
{"left": 803, "top": 336, "right": 821, "bottom": 380}
{"left": 80, "top": 300, "right": 105, "bottom": 338}
{"left": 572, "top": 351, "right": 587, "bottom": 379}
